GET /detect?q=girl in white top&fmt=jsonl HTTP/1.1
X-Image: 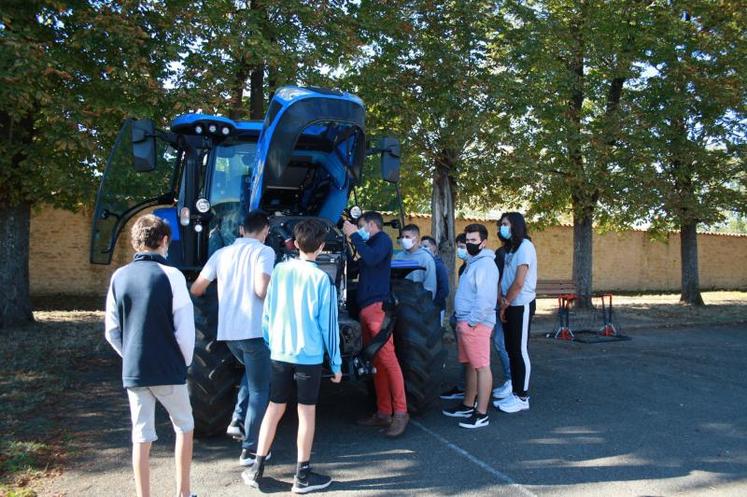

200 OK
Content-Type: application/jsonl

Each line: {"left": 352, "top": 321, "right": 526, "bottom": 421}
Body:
{"left": 496, "top": 212, "right": 537, "bottom": 414}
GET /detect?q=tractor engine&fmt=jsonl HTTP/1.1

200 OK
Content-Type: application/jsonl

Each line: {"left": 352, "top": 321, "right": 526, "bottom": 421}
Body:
{"left": 266, "top": 216, "right": 362, "bottom": 360}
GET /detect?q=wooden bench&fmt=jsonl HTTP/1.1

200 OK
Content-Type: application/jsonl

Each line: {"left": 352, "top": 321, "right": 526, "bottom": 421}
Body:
{"left": 536, "top": 279, "right": 576, "bottom": 298}
{"left": 536, "top": 279, "right": 577, "bottom": 339}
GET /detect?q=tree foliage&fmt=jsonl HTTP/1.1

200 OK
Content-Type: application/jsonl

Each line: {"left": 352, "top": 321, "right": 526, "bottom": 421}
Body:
{"left": 0, "top": 0, "right": 179, "bottom": 209}
{"left": 170, "top": 0, "right": 363, "bottom": 119}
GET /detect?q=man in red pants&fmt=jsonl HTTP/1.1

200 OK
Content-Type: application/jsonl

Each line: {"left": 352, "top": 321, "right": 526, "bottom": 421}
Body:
{"left": 343, "top": 211, "right": 409, "bottom": 437}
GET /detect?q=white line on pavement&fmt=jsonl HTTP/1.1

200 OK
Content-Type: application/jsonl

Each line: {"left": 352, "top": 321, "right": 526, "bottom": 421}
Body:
{"left": 411, "top": 420, "right": 540, "bottom": 497}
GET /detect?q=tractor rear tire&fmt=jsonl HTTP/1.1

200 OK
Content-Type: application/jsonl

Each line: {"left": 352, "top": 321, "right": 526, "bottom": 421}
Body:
{"left": 188, "top": 284, "right": 242, "bottom": 437}
{"left": 391, "top": 279, "right": 446, "bottom": 414}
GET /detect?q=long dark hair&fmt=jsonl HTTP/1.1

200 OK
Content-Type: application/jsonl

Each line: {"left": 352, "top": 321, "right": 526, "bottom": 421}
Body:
{"left": 504, "top": 212, "right": 531, "bottom": 253}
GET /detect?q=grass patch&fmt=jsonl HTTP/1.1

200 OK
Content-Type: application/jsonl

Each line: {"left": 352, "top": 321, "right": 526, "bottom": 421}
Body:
{"left": 0, "top": 310, "right": 104, "bottom": 496}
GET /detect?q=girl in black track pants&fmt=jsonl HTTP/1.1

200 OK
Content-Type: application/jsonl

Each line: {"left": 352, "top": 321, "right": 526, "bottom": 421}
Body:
{"left": 495, "top": 212, "right": 537, "bottom": 414}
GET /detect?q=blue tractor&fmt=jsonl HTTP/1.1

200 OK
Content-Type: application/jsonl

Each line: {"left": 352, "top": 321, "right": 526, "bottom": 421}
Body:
{"left": 90, "top": 86, "right": 445, "bottom": 436}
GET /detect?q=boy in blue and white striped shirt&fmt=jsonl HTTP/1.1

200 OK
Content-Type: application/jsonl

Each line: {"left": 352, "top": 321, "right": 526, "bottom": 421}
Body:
{"left": 243, "top": 218, "right": 342, "bottom": 494}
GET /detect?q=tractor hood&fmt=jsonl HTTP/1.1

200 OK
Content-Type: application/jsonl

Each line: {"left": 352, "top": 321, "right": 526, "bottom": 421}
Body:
{"left": 248, "top": 86, "right": 366, "bottom": 216}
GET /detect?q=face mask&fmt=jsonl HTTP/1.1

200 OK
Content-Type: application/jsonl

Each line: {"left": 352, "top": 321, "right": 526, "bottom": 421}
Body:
{"left": 466, "top": 242, "right": 481, "bottom": 256}
{"left": 400, "top": 238, "right": 415, "bottom": 250}
{"left": 456, "top": 248, "right": 468, "bottom": 260}
{"left": 357, "top": 227, "right": 370, "bottom": 241}
{"left": 500, "top": 225, "right": 511, "bottom": 240}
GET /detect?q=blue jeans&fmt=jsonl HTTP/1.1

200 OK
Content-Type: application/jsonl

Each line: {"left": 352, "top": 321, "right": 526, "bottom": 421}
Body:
{"left": 232, "top": 375, "right": 249, "bottom": 422}
{"left": 226, "top": 338, "right": 271, "bottom": 452}
{"left": 492, "top": 319, "right": 511, "bottom": 382}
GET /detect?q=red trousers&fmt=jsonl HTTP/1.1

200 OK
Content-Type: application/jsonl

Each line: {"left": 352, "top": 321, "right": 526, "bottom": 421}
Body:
{"left": 360, "top": 302, "right": 407, "bottom": 415}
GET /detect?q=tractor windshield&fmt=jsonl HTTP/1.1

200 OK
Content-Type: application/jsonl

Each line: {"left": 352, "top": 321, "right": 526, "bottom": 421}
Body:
{"left": 209, "top": 139, "right": 257, "bottom": 206}
{"left": 206, "top": 138, "right": 258, "bottom": 253}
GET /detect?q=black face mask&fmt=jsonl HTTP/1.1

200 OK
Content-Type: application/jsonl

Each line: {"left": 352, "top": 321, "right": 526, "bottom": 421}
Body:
{"left": 466, "top": 242, "right": 481, "bottom": 256}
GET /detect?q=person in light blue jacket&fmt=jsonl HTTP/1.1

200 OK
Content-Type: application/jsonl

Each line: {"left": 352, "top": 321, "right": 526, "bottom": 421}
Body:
{"left": 243, "top": 219, "right": 342, "bottom": 494}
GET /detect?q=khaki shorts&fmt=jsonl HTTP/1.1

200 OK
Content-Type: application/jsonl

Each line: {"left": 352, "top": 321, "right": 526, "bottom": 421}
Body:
{"left": 127, "top": 384, "right": 194, "bottom": 443}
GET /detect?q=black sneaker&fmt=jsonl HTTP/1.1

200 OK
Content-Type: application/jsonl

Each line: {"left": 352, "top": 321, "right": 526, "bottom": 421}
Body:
{"left": 458, "top": 411, "right": 489, "bottom": 429}
{"left": 292, "top": 469, "right": 332, "bottom": 494}
{"left": 226, "top": 419, "right": 245, "bottom": 440}
{"left": 439, "top": 386, "right": 466, "bottom": 400}
{"left": 241, "top": 464, "right": 264, "bottom": 490}
{"left": 442, "top": 403, "right": 474, "bottom": 418}
{"left": 239, "top": 449, "right": 272, "bottom": 467}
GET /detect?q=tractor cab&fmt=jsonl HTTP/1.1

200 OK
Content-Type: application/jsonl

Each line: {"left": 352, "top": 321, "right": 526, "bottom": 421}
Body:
{"left": 90, "top": 86, "right": 400, "bottom": 270}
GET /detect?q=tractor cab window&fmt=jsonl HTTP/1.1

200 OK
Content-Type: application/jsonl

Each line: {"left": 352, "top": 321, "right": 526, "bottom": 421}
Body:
{"left": 206, "top": 139, "right": 258, "bottom": 252}
{"left": 209, "top": 140, "right": 257, "bottom": 206}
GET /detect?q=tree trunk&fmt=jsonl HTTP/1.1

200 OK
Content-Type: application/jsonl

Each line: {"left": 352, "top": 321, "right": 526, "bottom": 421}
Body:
{"left": 572, "top": 202, "right": 593, "bottom": 308}
{"left": 431, "top": 152, "right": 457, "bottom": 314}
{"left": 680, "top": 220, "right": 704, "bottom": 305}
{"left": 249, "top": 64, "right": 265, "bottom": 120}
{"left": 0, "top": 202, "right": 34, "bottom": 328}
{"left": 228, "top": 65, "right": 249, "bottom": 121}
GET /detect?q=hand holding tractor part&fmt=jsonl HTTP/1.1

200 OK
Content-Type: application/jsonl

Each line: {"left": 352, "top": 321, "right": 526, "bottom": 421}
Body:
{"left": 342, "top": 220, "right": 358, "bottom": 237}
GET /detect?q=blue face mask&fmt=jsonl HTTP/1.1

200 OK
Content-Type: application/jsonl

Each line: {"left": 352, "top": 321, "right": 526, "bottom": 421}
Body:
{"left": 456, "top": 247, "right": 468, "bottom": 260}
{"left": 500, "top": 225, "right": 511, "bottom": 240}
{"left": 357, "top": 227, "right": 370, "bottom": 241}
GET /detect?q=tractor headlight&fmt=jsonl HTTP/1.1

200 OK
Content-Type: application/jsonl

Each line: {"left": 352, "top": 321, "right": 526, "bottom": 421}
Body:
{"left": 221, "top": 126, "right": 230, "bottom": 136}
{"left": 208, "top": 124, "right": 217, "bottom": 134}
{"left": 349, "top": 205, "right": 362, "bottom": 219}
{"left": 195, "top": 197, "right": 211, "bottom": 214}
{"left": 194, "top": 125, "right": 203, "bottom": 134}
{"left": 194, "top": 223, "right": 203, "bottom": 233}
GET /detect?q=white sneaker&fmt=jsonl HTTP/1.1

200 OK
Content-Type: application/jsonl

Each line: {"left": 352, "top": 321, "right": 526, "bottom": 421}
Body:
{"left": 497, "top": 394, "right": 529, "bottom": 413}
{"left": 492, "top": 380, "right": 512, "bottom": 399}
{"left": 493, "top": 393, "right": 515, "bottom": 409}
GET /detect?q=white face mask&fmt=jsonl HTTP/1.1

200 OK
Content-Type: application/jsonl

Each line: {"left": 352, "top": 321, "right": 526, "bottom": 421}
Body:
{"left": 400, "top": 238, "right": 415, "bottom": 250}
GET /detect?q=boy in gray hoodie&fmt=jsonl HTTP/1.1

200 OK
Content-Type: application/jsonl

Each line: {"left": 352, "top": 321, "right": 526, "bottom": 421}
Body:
{"left": 442, "top": 223, "right": 498, "bottom": 429}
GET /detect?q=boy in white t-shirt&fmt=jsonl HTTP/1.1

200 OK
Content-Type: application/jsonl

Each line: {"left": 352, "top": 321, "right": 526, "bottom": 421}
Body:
{"left": 191, "top": 210, "right": 275, "bottom": 466}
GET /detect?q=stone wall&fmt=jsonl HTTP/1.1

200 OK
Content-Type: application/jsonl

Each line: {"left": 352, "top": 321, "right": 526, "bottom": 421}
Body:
{"left": 28, "top": 207, "right": 747, "bottom": 296}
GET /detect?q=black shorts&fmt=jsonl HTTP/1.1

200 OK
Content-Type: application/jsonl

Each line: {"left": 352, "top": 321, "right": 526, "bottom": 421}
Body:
{"left": 270, "top": 361, "right": 323, "bottom": 405}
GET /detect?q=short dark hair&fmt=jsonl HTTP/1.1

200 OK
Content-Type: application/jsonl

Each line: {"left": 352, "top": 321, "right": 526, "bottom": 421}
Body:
{"left": 293, "top": 219, "right": 328, "bottom": 253}
{"left": 360, "top": 211, "right": 383, "bottom": 229}
{"left": 455, "top": 233, "right": 467, "bottom": 244}
{"left": 504, "top": 212, "right": 531, "bottom": 253}
{"left": 464, "top": 223, "right": 488, "bottom": 241}
{"left": 131, "top": 214, "right": 171, "bottom": 251}
{"left": 242, "top": 210, "right": 270, "bottom": 234}
{"left": 421, "top": 235, "right": 436, "bottom": 245}
{"left": 402, "top": 224, "right": 420, "bottom": 236}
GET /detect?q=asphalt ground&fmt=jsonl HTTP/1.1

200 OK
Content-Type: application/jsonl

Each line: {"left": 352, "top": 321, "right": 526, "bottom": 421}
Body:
{"left": 39, "top": 323, "right": 747, "bottom": 497}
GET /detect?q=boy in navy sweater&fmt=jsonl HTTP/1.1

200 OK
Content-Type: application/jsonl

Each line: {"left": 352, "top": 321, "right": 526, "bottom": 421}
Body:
{"left": 105, "top": 214, "right": 196, "bottom": 497}
{"left": 243, "top": 219, "right": 342, "bottom": 493}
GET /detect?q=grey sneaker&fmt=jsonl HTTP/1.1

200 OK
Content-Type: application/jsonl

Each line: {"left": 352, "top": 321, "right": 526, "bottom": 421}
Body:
{"left": 292, "top": 469, "right": 332, "bottom": 494}
{"left": 241, "top": 464, "right": 264, "bottom": 490}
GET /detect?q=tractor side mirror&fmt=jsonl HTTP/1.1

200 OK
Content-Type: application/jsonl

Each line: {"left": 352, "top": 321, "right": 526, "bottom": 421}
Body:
{"left": 131, "top": 119, "right": 157, "bottom": 172}
{"left": 379, "top": 137, "right": 400, "bottom": 183}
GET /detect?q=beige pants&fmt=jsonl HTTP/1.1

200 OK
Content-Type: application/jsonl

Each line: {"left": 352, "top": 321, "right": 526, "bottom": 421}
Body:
{"left": 127, "top": 384, "right": 194, "bottom": 443}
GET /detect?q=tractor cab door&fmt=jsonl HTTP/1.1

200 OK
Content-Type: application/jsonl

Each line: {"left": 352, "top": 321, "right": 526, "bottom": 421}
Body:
{"left": 90, "top": 119, "right": 179, "bottom": 264}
